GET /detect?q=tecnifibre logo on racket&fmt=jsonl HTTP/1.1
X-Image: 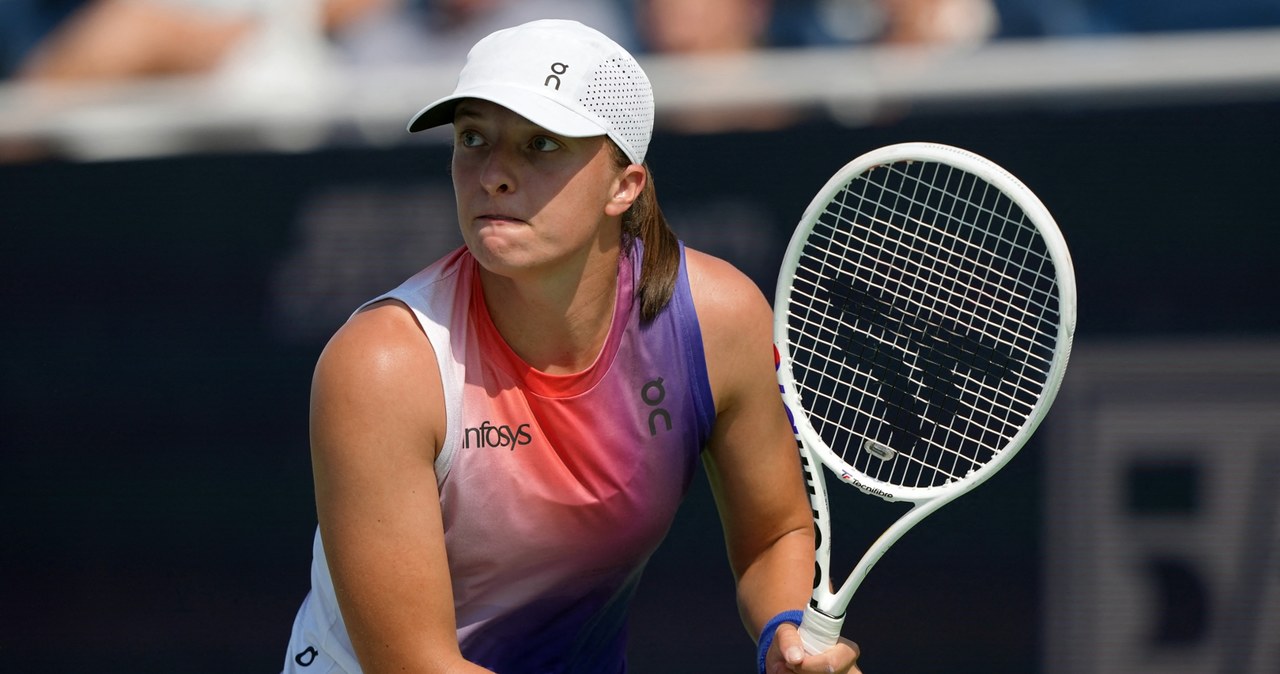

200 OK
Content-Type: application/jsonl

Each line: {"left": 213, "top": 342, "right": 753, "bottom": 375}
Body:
{"left": 840, "top": 472, "right": 896, "bottom": 501}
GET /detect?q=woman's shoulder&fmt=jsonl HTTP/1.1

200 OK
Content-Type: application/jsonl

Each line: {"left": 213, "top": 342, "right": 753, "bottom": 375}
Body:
{"left": 683, "top": 246, "right": 774, "bottom": 327}
{"left": 312, "top": 299, "right": 447, "bottom": 455}
{"left": 317, "top": 300, "right": 441, "bottom": 402}
{"left": 682, "top": 247, "right": 775, "bottom": 401}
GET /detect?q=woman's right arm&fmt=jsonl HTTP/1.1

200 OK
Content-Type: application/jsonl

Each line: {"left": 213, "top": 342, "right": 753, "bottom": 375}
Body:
{"left": 309, "top": 300, "right": 488, "bottom": 673}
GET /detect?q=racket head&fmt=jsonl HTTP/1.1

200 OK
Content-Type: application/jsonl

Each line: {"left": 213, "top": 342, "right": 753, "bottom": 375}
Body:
{"left": 774, "top": 142, "right": 1076, "bottom": 505}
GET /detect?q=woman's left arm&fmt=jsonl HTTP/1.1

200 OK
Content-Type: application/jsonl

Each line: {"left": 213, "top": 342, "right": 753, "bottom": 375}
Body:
{"left": 687, "top": 248, "right": 860, "bottom": 674}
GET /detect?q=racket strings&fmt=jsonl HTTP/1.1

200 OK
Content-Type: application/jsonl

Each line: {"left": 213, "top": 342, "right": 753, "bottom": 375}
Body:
{"left": 852, "top": 185, "right": 1055, "bottom": 364}
{"left": 787, "top": 160, "right": 1062, "bottom": 490}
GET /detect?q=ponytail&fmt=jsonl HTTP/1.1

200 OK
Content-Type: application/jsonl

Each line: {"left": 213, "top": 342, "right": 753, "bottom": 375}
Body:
{"left": 612, "top": 143, "right": 680, "bottom": 323}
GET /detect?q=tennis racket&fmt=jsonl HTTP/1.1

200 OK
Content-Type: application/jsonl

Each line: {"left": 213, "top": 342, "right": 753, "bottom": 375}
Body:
{"left": 772, "top": 142, "right": 1077, "bottom": 654}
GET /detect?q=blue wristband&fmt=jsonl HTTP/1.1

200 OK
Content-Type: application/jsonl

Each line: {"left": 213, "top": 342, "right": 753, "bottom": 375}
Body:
{"left": 757, "top": 609, "right": 804, "bottom": 674}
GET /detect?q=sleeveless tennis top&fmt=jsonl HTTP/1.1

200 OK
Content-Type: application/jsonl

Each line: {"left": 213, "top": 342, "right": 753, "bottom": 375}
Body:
{"left": 282, "top": 243, "right": 716, "bottom": 673}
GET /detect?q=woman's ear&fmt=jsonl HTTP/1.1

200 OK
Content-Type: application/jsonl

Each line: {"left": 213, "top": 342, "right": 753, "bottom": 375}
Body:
{"left": 605, "top": 164, "right": 647, "bottom": 217}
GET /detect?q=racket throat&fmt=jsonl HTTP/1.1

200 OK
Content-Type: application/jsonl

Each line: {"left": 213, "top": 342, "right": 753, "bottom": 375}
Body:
{"left": 807, "top": 601, "right": 846, "bottom": 621}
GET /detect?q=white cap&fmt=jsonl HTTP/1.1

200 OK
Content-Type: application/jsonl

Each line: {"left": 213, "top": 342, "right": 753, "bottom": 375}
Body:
{"left": 407, "top": 19, "right": 654, "bottom": 165}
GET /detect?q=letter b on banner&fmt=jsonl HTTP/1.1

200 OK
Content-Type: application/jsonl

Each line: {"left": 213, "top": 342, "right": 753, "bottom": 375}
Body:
{"left": 1044, "top": 343, "right": 1280, "bottom": 674}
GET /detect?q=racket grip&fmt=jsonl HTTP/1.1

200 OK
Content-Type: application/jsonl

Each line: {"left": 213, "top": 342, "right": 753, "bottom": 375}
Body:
{"left": 797, "top": 605, "right": 844, "bottom": 655}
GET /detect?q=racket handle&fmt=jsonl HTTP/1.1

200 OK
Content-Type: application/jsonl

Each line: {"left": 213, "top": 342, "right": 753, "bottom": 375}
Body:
{"left": 797, "top": 605, "right": 844, "bottom": 655}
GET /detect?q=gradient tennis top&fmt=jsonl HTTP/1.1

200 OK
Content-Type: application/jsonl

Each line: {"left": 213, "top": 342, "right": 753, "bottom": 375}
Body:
{"left": 282, "top": 242, "right": 716, "bottom": 673}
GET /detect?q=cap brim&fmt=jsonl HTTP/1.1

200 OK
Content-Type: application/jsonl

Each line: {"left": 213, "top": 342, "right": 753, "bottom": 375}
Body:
{"left": 407, "top": 84, "right": 608, "bottom": 138}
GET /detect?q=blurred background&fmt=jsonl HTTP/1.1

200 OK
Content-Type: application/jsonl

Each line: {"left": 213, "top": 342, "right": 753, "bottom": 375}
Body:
{"left": 2, "top": 0, "right": 1279, "bottom": 672}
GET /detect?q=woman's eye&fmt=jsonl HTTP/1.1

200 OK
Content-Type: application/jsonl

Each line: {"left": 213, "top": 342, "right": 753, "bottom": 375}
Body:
{"left": 459, "top": 130, "right": 484, "bottom": 147}
{"left": 530, "top": 136, "right": 561, "bottom": 152}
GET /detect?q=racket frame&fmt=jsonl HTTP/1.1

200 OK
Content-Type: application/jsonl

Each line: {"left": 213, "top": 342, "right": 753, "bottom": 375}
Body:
{"left": 773, "top": 142, "right": 1077, "bottom": 654}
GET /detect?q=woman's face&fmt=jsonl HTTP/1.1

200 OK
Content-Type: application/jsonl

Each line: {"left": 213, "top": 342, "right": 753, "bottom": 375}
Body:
{"left": 449, "top": 99, "right": 643, "bottom": 281}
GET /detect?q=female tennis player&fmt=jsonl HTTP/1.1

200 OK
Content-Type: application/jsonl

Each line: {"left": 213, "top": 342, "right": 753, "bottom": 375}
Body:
{"left": 280, "top": 19, "right": 860, "bottom": 674}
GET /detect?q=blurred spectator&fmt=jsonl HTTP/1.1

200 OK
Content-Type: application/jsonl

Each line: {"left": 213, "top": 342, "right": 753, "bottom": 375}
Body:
{"left": 767, "top": 0, "right": 995, "bottom": 48}
{"left": 16, "top": 0, "right": 262, "bottom": 81}
{"left": 12, "top": 0, "right": 377, "bottom": 82}
{"left": 877, "top": 0, "right": 998, "bottom": 45}
{"left": 627, "top": 0, "right": 784, "bottom": 132}
{"left": 632, "top": 0, "right": 773, "bottom": 53}
{"left": 331, "top": 0, "right": 632, "bottom": 72}
{"left": 0, "top": 1, "right": 87, "bottom": 78}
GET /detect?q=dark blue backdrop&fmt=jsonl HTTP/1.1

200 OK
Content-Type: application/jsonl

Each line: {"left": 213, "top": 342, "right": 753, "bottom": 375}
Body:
{"left": 3, "top": 97, "right": 1278, "bottom": 673}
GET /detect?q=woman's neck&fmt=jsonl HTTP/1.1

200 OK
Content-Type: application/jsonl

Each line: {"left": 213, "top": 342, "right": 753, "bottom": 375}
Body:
{"left": 478, "top": 250, "right": 621, "bottom": 375}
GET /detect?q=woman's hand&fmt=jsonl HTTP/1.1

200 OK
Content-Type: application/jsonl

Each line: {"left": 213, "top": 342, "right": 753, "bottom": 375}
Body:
{"left": 764, "top": 623, "right": 861, "bottom": 674}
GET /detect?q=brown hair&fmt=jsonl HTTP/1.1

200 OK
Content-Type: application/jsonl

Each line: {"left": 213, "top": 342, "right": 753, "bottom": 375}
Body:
{"left": 610, "top": 143, "right": 680, "bottom": 323}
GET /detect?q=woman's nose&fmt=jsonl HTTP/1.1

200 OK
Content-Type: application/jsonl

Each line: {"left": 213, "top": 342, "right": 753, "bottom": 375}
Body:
{"left": 480, "top": 146, "right": 516, "bottom": 195}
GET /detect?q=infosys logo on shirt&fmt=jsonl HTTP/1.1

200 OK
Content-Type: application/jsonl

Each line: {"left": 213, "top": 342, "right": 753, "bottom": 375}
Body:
{"left": 464, "top": 420, "right": 533, "bottom": 450}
